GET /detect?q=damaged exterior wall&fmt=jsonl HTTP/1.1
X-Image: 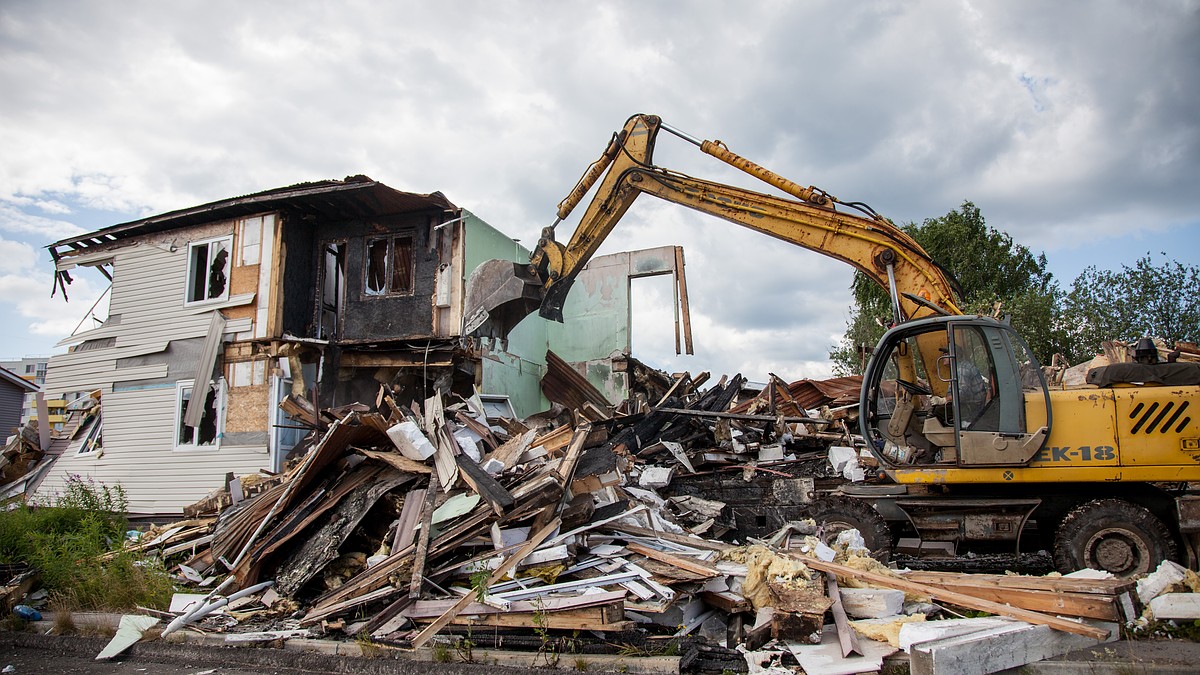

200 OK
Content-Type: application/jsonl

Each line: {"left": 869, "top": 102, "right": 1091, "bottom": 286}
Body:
{"left": 37, "top": 177, "right": 686, "bottom": 516}
{"left": 41, "top": 218, "right": 276, "bottom": 514}
{"left": 483, "top": 245, "right": 690, "bottom": 413}
{"left": 38, "top": 178, "right": 472, "bottom": 515}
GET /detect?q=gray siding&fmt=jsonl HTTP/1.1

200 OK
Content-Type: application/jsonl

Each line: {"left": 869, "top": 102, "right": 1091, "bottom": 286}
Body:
{"left": 38, "top": 226, "right": 270, "bottom": 515}
{"left": 0, "top": 383, "right": 25, "bottom": 437}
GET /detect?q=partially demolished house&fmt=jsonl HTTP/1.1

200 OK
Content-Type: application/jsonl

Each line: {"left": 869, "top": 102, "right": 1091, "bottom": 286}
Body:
{"left": 36, "top": 176, "right": 690, "bottom": 515}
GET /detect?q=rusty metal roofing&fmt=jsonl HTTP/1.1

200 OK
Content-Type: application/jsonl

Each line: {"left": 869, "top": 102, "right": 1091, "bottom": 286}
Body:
{"left": 49, "top": 175, "right": 457, "bottom": 256}
{"left": 789, "top": 375, "right": 863, "bottom": 409}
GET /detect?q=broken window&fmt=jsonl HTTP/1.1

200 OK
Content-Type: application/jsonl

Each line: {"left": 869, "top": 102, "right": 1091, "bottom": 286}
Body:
{"left": 186, "top": 236, "right": 232, "bottom": 304}
{"left": 175, "top": 379, "right": 222, "bottom": 449}
{"left": 74, "top": 416, "right": 102, "bottom": 455}
{"left": 364, "top": 235, "right": 414, "bottom": 296}
{"left": 318, "top": 242, "right": 346, "bottom": 339}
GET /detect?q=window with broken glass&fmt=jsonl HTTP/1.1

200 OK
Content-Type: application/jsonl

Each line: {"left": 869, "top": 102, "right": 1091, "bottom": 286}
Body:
{"left": 175, "top": 379, "right": 222, "bottom": 450}
{"left": 318, "top": 242, "right": 346, "bottom": 339}
{"left": 185, "top": 236, "right": 232, "bottom": 305}
{"left": 364, "top": 234, "right": 414, "bottom": 296}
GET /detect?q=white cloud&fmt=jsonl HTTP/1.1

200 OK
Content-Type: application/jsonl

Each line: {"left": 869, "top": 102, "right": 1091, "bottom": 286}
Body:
{"left": 0, "top": 0, "right": 1196, "bottom": 379}
{"left": 0, "top": 235, "right": 106, "bottom": 345}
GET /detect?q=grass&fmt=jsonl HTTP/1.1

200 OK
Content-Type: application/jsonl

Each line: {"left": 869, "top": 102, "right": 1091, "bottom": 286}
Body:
{"left": 0, "top": 475, "right": 175, "bottom": 612}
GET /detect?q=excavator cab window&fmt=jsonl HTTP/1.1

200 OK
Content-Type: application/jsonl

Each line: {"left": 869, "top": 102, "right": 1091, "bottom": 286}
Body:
{"left": 863, "top": 317, "right": 1051, "bottom": 469}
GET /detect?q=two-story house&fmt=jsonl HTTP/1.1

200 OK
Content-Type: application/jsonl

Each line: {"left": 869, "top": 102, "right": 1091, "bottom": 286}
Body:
{"left": 35, "top": 176, "right": 690, "bottom": 516}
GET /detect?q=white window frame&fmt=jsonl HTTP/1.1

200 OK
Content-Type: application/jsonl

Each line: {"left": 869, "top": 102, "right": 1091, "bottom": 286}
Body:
{"left": 174, "top": 378, "right": 225, "bottom": 451}
{"left": 184, "top": 236, "right": 233, "bottom": 306}
{"left": 73, "top": 417, "right": 102, "bottom": 456}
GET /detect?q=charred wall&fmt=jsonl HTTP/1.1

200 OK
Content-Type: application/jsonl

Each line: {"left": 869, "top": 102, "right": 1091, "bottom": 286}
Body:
{"left": 279, "top": 210, "right": 444, "bottom": 342}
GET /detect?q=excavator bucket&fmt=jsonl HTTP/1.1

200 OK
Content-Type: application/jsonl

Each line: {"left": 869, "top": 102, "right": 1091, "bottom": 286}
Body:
{"left": 462, "top": 259, "right": 544, "bottom": 340}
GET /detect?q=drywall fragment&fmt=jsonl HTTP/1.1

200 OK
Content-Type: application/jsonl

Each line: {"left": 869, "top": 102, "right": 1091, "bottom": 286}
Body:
{"left": 758, "top": 444, "right": 785, "bottom": 462}
{"left": 386, "top": 421, "right": 436, "bottom": 460}
{"left": 1063, "top": 568, "right": 1114, "bottom": 579}
{"left": 662, "top": 440, "right": 697, "bottom": 472}
{"left": 1149, "top": 593, "right": 1200, "bottom": 620}
{"left": 786, "top": 625, "right": 897, "bottom": 675}
{"left": 453, "top": 429, "right": 483, "bottom": 462}
{"left": 1137, "top": 560, "right": 1188, "bottom": 603}
{"left": 96, "top": 615, "right": 160, "bottom": 660}
{"left": 638, "top": 465, "right": 675, "bottom": 489}
{"left": 839, "top": 587, "right": 905, "bottom": 619}
{"left": 431, "top": 493, "right": 481, "bottom": 524}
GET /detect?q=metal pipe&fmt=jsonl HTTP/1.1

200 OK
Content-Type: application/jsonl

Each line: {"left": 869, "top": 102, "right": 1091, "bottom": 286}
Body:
{"left": 659, "top": 121, "right": 704, "bottom": 147}
{"left": 161, "top": 580, "right": 275, "bottom": 636}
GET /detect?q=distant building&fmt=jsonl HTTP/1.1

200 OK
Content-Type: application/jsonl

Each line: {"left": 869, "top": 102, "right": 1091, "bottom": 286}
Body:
{"left": 0, "top": 366, "right": 38, "bottom": 440}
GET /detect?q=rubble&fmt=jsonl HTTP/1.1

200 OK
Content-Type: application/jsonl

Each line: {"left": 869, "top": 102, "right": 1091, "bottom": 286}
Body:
{"left": 8, "top": 359, "right": 1190, "bottom": 673}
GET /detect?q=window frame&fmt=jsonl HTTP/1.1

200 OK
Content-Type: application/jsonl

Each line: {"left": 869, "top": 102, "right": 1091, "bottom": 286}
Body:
{"left": 363, "top": 233, "right": 415, "bottom": 298}
{"left": 317, "top": 240, "right": 347, "bottom": 339}
{"left": 184, "top": 235, "right": 234, "bottom": 306}
{"left": 173, "top": 378, "right": 225, "bottom": 451}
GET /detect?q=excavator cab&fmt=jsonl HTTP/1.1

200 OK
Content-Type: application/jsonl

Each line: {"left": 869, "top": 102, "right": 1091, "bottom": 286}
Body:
{"left": 861, "top": 315, "right": 1052, "bottom": 470}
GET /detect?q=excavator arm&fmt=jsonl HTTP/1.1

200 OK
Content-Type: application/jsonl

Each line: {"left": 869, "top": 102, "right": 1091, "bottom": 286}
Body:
{"left": 464, "top": 114, "right": 962, "bottom": 378}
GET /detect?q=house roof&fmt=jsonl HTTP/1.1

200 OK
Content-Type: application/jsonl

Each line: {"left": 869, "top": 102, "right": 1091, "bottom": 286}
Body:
{"left": 48, "top": 175, "right": 457, "bottom": 259}
{"left": 0, "top": 366, "right": 38, "bottom": 393}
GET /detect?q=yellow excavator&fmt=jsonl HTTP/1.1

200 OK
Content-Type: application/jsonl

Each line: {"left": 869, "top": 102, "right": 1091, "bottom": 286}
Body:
{"left": 465, "top": 113, "right": 1200, "bottom": 576}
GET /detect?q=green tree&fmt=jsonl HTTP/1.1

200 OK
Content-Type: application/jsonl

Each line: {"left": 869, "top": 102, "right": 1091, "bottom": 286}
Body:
{"left": 830, "top": 201, "right": 1063, "bottom": 374}
{"left": 1060, "top": 253, "right": 1200, "bottom": 364}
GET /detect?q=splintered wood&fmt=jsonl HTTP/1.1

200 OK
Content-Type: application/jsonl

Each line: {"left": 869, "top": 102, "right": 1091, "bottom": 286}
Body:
{"left": 100, "top": 361, "right": 1136, "bottom": 672}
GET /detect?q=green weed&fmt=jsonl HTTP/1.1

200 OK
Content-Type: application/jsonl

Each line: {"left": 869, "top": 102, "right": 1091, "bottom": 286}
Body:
{"left": 0, "top": 475, "right": 174, "bottom": 611}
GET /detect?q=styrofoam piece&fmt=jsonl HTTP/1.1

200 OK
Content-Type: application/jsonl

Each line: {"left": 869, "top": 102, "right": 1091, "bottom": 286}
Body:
{"left": 1137, "top": 560, "right": 1188, "bottom": 603}
{"left": 839, "top": 587, "right": 905, "bottom": 619}
{"left": 386, "top": 421, "right": 436, "bottom": 460}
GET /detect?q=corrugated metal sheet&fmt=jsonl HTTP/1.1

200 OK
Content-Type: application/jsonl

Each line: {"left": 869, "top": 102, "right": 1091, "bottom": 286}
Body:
{"left": 541, "top": 350, "right": 612, "bottom": 415}
{"left": 789, "top": 375, "right": 863, "bottom": 409}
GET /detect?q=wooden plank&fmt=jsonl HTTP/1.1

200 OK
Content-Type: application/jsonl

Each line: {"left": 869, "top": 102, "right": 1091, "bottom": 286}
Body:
{"left": 408, "top": 483, "right": 439, "bottom": 599}
{"left": 796, "top": 555, "right": 1110, "bottom": 640}
{"left": 605, "top": 524, "right": 734, "bottom": 552}
{"left": 556, "top": 423, "right": 592, "bottom": 481}
{"left": 699, "top": 590, "right": 751, "bottom": 614}
{"left": 826, "top": 573, "right": 862, "bottom": 658}
{"left": 674, "top": 245, "right": 693, "bottom": 355}
{"left": 625, "top": 542, "right": 718, "bottom": 578}
{"left": 357, "top": 447, "right": 433, "bottom": 475}
{"left": 488, "top": 428, "right": 537, "bottom": 470}
{"left": 902, "top": 571, "right": 1135, "bottom": 595}
{"left": 454, "top": 449, "right": 515, "bottom": 514}
{"left": 909, "top": 580, "right": 1119, "bottom": 621}
{"left": 531, "top": 424, "right": 574, "bottom": 456}
{"left": 409, "top": 517, "right": 561, "bottom": 648}
{"left": 392, "top": 488, "right": 425, "bottom": 552}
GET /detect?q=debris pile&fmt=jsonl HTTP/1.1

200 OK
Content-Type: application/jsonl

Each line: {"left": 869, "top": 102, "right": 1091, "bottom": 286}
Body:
{"left": 52, "top": 366, "right": 1143, "bottom": 673}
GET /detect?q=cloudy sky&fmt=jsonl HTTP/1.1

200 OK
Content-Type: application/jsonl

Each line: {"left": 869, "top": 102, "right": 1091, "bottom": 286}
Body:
{"left": 2, "top": 1, "right": 1197, "bottom": 383}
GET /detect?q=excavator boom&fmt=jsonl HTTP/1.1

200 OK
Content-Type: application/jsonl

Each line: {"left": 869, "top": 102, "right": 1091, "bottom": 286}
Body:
{"left": 464, "top": 113, "right": 961, "bottom": 340}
